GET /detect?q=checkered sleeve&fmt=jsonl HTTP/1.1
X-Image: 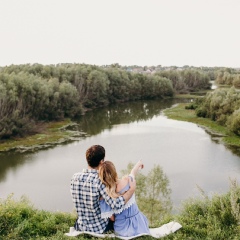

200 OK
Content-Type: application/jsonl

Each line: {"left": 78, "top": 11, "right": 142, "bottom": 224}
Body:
{"left": 98, "top": 181, "right": 125, "bottom": 211}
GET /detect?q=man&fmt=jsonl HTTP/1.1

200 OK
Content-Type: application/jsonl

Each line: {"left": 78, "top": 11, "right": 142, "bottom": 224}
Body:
{"left": 70, "top": 145, "right": 136, "bottom": 233}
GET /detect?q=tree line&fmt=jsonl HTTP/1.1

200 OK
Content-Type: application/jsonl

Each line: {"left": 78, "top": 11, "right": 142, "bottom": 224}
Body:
{"left": 0, "top": 63, "right": 211, "bottom": 139}
{"left": 215, "top": 68, "right": 240, "bottom": 88}
{"left": 155, "top": 69, "right": 211, "bottom": 93}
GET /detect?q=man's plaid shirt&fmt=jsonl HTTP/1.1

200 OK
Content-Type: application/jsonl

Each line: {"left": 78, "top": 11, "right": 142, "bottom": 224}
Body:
{"left": 70, "top": 168, "right": 125, "bottom": 233}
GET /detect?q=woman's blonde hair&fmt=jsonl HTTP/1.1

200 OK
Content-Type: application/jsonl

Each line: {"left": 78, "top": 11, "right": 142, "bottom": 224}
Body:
{"left": 99, "top": 161, "right": 119, "bottom": 198}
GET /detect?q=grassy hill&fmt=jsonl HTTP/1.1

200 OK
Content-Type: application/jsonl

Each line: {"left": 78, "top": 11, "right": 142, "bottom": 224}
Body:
{"left": 1, "top": 179, "right": 239, "bottom": 240}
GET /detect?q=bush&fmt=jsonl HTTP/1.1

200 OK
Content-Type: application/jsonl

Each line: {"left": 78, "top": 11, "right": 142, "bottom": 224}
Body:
{"left": 227, "top": 109, "right": 240, "bottom": 136}
{"left": 196, "top": 107, "right": 207, "bottom": 118}
{"left": 173, "top": 179, "right": 240, "bottom": 240}
{"left": 185, "top": 103, "right": 198, "bottom": 110}
{"left": 0, "top": 195, "right": 76, "bottom": 239}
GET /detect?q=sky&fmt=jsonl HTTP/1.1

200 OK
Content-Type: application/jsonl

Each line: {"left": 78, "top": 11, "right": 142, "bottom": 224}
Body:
{"left": 0, "top": 0, "right": 240, "bottom": 68}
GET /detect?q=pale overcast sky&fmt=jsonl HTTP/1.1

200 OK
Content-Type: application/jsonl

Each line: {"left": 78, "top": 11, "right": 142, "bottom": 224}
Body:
{"left": 1, "top": 0, "right": 240, "bottom": 68}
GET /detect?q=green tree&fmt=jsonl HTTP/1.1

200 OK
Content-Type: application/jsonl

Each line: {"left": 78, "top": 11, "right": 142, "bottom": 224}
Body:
{"left": 85, "top": 69, "right": 109, "bottom": 107}
{"left": 121, "top": 163, "right": 172, "bottom": 225}
{"left": 227, "top": 109, "right": 240, "bottom": 135}
{"left": 233, "top": 75, "right": 240, "bottom": 89}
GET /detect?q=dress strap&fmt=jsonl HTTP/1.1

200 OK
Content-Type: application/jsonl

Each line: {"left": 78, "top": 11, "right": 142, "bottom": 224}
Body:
{"left": 117, "top": 175, "right": 134, "bottom": 194}
{"left": 118, "top": 183, "right": 130, "bottom": 194}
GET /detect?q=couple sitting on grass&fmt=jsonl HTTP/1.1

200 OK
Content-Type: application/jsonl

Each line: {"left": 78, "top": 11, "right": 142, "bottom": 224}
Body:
{"left": 67, "top": 145, "right": 181, "bottom": 239}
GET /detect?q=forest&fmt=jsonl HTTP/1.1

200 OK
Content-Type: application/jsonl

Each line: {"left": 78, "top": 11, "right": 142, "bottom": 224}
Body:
{"left": 0, "top": 63, "right": 239, "bottom": 140}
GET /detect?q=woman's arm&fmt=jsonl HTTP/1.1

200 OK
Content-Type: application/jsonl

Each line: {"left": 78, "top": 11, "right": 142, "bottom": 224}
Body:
{"left": 99, "top": 177, "right": 136, "bottom": 208}
{"left": 116, "top": 176, "right": 129, "bottom": 193}
{"left": 130, "top": 160, "right": 144, "bottom": 178}
{"left": 116, "top": 161, "right": 144, "bottom": 193}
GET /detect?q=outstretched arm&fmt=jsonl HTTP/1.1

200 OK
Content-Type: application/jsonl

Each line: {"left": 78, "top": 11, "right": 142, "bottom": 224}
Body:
{"left": 116, "top": 160, "right": 143, "bottom": 197}
{"left": 130, "top": 160, "right": 144, "bottom": 178}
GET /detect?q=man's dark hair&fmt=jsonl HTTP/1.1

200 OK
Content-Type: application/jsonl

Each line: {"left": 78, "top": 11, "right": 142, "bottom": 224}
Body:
{"left": 86, "top": 145, "right": 105, "bottom": 168}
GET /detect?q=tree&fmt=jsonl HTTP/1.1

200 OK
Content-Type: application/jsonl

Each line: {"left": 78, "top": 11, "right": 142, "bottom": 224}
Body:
{"left": 121, "top": 163, "right": 172, "bottom": 225}
{"left": 233, "top": 75, "right": 240, "bottom": 89}
{"left": 227, "top": 109, "right": 240, "bottom": 136}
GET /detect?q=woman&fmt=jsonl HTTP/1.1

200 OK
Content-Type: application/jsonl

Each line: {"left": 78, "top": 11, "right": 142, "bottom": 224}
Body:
{"left": 98, "top": 160, "right": 150, "bottom": 238}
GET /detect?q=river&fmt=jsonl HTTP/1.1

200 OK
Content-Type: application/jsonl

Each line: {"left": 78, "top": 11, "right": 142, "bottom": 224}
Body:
{"left": 0, "top": 99, "right": 240, "bottom": 213}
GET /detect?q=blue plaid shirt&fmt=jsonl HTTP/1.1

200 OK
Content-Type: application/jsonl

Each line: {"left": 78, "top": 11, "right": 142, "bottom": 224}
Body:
{"left": 70, "top": 168, "right": 125, "bottom": 233}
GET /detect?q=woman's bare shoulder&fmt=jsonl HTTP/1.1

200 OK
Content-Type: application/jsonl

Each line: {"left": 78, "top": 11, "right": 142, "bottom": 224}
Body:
{"left": 116, "top": 176, "right": 129, "bottom": 193}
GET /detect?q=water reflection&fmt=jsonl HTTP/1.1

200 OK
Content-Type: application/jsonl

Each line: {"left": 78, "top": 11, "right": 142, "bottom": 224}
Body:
{"left": 226, "top": 145, "right": 240, "bottom": 157}
{"left": 0, "top": 99, "right": 184, "bottom": 184}
{"left": 77, "top": 99, "right": 186, "bottom": 136}
{"left": 0, "top": 153, "right": 32, "bottom": 182}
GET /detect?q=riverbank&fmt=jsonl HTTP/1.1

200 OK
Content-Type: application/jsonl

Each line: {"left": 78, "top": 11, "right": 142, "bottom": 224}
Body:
{"left": 0, "top": 119, "right": 83, "bottom": 153}
{"left": 0, "top": 94, "right": 222, "bottom": 153}
{"left": 1, "top": 179, "right": 239, "bottom": 239}
{"left": 0, "top": 96, "right": 196, "bottom": 153}
{"left": 163, "top": 103, "right": 240, "bottom": 149}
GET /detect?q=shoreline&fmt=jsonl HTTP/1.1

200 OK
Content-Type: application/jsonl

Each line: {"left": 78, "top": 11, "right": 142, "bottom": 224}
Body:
{"left": 0, "top": 119, "right": 84, "bottom": 153}
{"left": 0, "top": 94, "right": 224, "bottom": 153}
{"left": 163, "top": 103, "right": 240, "bottom": 149}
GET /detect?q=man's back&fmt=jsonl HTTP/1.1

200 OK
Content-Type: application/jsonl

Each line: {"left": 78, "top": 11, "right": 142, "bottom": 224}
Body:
{"left": 71, "top": 169, "right": 108, "bottom": 233}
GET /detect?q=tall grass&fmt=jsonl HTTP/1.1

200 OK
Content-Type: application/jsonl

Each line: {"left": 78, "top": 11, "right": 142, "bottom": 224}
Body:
{"left": 167, "top": 179, "right": 240, "bottom": 240}
{"left": 0, "top": 194, "right": 76, "bottom": 240}
{"left": 1, "top": 180, "right": 240, "bottom": 239}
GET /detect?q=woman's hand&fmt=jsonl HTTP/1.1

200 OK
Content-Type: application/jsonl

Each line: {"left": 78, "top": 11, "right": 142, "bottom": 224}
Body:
{"left": 137, "top": 160, "right": 144, "bottom": 170}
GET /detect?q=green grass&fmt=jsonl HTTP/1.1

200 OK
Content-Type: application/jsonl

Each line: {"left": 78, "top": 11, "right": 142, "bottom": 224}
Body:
{"left": 1, "top": 180, "right": 239, "bottom": 240}
{"left": 0, "top": 194, "right": 77, "bottom": 240}
{"left": 163, "top": 103, "right": 240, "bottom": 148}
{"left": 0, "top": 119, "right": 78, "bottom": 152}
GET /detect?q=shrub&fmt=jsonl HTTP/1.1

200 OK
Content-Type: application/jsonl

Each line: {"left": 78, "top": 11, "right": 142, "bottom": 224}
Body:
{"left": 185, "top": 103, "right": 198, "bottom": 110}
{"left": 0, "top": 194, "right": 76, "bottom": 239}
{"left": 174, "top": 179, "right": 240, "bottom": 239}
{"left": 196, "top": 106, "right": 207, "bottom": 118}
{"left": 227, "top": 109, "right": 240, "bottom": 136}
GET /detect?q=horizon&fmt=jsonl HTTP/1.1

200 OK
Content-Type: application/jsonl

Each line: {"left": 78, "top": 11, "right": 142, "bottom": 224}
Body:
{"left": 1, "top": 62, "right": 239, "bottom": 69}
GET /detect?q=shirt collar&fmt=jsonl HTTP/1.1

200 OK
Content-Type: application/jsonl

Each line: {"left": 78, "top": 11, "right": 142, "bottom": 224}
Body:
{"left": 82, "top": 168, "right": 98, "bottom": 173}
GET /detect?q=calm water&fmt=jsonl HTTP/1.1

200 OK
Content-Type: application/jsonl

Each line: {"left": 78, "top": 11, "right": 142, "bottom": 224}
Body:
{"left": 0, "top": 99, "right": 240, "bottom": 212}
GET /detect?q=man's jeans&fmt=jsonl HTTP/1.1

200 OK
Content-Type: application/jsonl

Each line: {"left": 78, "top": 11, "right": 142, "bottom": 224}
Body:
{"left": 103, "top": 219, "right": 114, "bottom": 233}
{"left": 74, "top": 219, "right": 114, "bottom": 233}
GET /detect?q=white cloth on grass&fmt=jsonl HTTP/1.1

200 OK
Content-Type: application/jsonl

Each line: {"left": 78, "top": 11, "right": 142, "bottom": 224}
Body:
{"left": 65, "top": 221, "right": 182, "bottom": 239}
